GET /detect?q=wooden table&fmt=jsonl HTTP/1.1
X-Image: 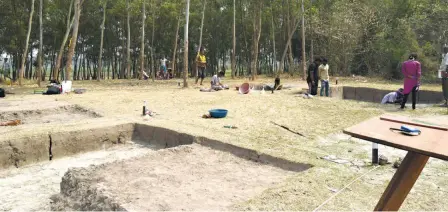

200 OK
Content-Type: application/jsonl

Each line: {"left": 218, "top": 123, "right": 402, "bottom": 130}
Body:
{"left": 343, "top": 114, "right": 448, "bottom": 211}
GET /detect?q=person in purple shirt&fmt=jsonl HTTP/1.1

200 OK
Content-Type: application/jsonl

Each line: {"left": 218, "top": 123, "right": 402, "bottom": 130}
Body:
{"left": 400, "top": 53, "right": 421, "bottom": 110}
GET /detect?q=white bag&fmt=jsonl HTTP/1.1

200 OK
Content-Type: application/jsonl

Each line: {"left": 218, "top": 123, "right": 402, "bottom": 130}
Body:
{"left": 61, "top": 81, "right": 72, "bottom": 93}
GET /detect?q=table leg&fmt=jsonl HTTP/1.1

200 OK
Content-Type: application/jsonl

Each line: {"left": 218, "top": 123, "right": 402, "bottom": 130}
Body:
{"left": 374, "top": 151, "right": 429, "bottom": 211}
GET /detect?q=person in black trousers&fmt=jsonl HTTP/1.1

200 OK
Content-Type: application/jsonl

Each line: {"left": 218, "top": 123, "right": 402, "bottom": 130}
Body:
{"left": 307, "top": 57, "right": 321, "bottom": 95}
{"left": 400, "top": 53, "right": 421, "bottom": 110}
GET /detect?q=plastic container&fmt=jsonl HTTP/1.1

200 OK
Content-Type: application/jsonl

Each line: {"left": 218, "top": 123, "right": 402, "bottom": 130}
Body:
{"left": 209, "top": 109, "right": 228, "bottom": 118}
{"left": 239, "top": 83, "right": 250, "bottom": 94}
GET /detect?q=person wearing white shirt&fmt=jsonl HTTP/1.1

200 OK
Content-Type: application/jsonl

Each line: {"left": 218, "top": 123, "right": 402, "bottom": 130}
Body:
{"left": 160, "top": 57, "right": 169, "bottom": 79}
{"left": 211, "top": 71, "right": 228, "bottom": 90}
{"left": 439, "top": 46, "right": 448, "bottom": 106}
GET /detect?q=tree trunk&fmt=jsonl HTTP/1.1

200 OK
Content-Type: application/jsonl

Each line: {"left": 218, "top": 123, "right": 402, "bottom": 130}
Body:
{"left": 126, "top": 0, "right": 131, "bottom": 79}
{"left": 49, "top": 52, "right": 55, "bottom": 81}
{"left": 107, "top": 60, "right": 110, "bottom": 79}
{"left": 183, "top": 0, "right": 190, "bottom": 88}
{"left": 309, "top": 0, "right": 313, "bottom": 63}
{"left": 98, "top": 2, "right": 106, "bottom": 81}
{"left": 150, "top": 1, "right": 155, "bottom": 82}
{"left": 19, "top": 0, "right": 35, "bottom": 86}
{"left": 301, "top": 0, "right": 306, "bottom": 79}
{"left": 250, "top": 2, "right": 262, "bottom": 81}
{"left": 121, "top": 20, "right": 126, "bottom": 79}
{"left": 271, "top": 4, "right": 277, "bottom": 76}
{"left": 74, "top": 54, "right": 79, "bottom": 80}
{"left": 286, "top": 0, "right": 293, "bottom": 74}
{"left": 140, "top": 0, "right": 146, "bottom": 80}
{"left": 27, "top": 50, "right": 33, "bottom": 79}
{"left": 82, "top": 55, "right": 86, "bottom": 80}
{"left": 172, "top": 16, "right": 180, "bottom": 77}
{"left": 54, "top": 0, "right": 74, "bottom": 80}
{"left": 231, "top": 0, "right": 236, "bottom": 79}
{"left": 196, "top": 0, "right": 206, "bottom": 78}
{"left": 66, "top": 0, "right": 81, "bottom": 81}
{"left": 112, "top": 51, "right": 116, "bottom": 79}
{"left": 280, "top": 17, "right": 299, "bottom": 74}
{"left": 37, "top": 0, "right": 43, "bottom": 86}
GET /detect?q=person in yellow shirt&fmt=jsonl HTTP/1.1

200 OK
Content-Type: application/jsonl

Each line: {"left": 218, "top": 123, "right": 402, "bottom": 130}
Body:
{"left": 195, "top": 47, "right": 207, "bottom": 85}
{"left": 318, "top": 58, "right": 330, "bottom": 97}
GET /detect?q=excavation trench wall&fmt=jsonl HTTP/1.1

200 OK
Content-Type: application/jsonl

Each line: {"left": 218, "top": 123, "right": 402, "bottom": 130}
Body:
{"left": 1, "top": 123, "right": 312, "bottom": 173}
{"left": 0, "top": 123, "right": 135, "bottom": 169}
{"left": 328, "top": 86, "right": 444, "bottom": 104}
{"left": 133, "top": 124, "right": 311, "bottom": 172}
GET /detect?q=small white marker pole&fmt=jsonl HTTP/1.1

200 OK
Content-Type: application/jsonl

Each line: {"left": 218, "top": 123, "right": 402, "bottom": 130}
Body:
{"left": 372, "top": 143, "right": 379, "bottom": 165}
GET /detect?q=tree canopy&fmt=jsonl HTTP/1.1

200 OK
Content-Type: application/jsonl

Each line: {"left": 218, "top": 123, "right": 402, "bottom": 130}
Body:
{"left": 1, "top": 0, "right": 448, "bottom": 82}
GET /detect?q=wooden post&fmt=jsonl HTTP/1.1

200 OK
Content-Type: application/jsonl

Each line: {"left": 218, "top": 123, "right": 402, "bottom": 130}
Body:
{"left": 374, "top": 151, "right": 429, "bottom": 211}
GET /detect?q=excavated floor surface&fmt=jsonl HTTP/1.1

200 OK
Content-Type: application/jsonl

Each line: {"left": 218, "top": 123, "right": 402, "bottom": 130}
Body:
{"left": 51, "top": 144, "right": 309, "bottom": 211}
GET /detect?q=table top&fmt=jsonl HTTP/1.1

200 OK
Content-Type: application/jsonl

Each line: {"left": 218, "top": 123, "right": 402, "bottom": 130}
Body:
{"left": 343, "top": 115, "right": 448, "bottom": 161}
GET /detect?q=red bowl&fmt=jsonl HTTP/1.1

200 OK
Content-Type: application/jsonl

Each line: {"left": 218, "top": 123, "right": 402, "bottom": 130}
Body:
{"left": 239, "top": 83, "right": 250, "bottom": 94}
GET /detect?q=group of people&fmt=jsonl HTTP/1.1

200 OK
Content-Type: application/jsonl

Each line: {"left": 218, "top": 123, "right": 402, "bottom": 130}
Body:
{"left": 307, "top": 57, "right": 330, "bottom": 97}
{"left": 196, "top": 46, "right": 228, "bottom": 91}
{"left": 153, "top": 44, "right": 448, "bottom": 108}
{"left": 379, "top": 48, "right": 448, "bottom": 109}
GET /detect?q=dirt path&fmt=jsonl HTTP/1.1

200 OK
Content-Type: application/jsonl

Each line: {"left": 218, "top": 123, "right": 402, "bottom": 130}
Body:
{"left": 0, "top": 143, "right": 155, "bottom": 211}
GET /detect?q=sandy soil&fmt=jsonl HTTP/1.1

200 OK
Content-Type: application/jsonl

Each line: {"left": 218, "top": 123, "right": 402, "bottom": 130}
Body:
{"left": 0, "top": 142, "right": 156, "bottom": 211}
{"left": 54, "top": 144, "right": 299, "bottom": 211}
{"left": 0, "top": 99, "right": 70, "bottom": 112}
{"left": 0, "top": 104, "right": 100, "bottom": 134}
{"left": 1, "top": 78, "right": 447, "bottom": 211}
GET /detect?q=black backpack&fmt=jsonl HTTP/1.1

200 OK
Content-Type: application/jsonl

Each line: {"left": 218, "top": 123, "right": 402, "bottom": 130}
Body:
{"left": 43, "top": 86, "right": 61, "bottom": 95}
{"left": 0, "top": 88, "right": 5, "bottom": 98}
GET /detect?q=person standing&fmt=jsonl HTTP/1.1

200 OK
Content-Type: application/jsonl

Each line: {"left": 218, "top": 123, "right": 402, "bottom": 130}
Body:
{"left": 319, "top": 58, "right": 330, "bottom": 97}
{"left": 195, "top": 47, "right": 207, "bottom": 85}
{"left": 400, "top": 53, "right": 421, "bottom": 110}
{"left": 307, "top": 57, "right": 321, "bottom": 96}
{"left": 439, "top": 46, "right": 448, "bottom": 106}
{"left": 160, "top": 56, "right": 169, "bottom": 79}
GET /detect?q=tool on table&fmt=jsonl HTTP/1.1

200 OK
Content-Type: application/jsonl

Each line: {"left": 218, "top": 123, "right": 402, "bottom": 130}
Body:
{"left": 390, "top": 125, "right": 421, "bottom": 136}
{"left": 224, "top": 125, "right": 238, "bottom": 129}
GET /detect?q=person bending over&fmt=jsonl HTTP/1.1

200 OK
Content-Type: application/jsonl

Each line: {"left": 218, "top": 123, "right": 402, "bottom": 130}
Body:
{"left": 381, "top": 88, "right": 404, "bottom": 104}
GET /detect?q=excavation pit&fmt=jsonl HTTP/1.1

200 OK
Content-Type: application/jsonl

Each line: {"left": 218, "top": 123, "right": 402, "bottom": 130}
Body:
{"left": 0, "top": 123, "right": 133, "bottom": 169}
{"left": 46, "top": 124, "right": 312, "bottom": 211}
{"left": 0, "top": 123, "right": 311, "bottom": 210}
